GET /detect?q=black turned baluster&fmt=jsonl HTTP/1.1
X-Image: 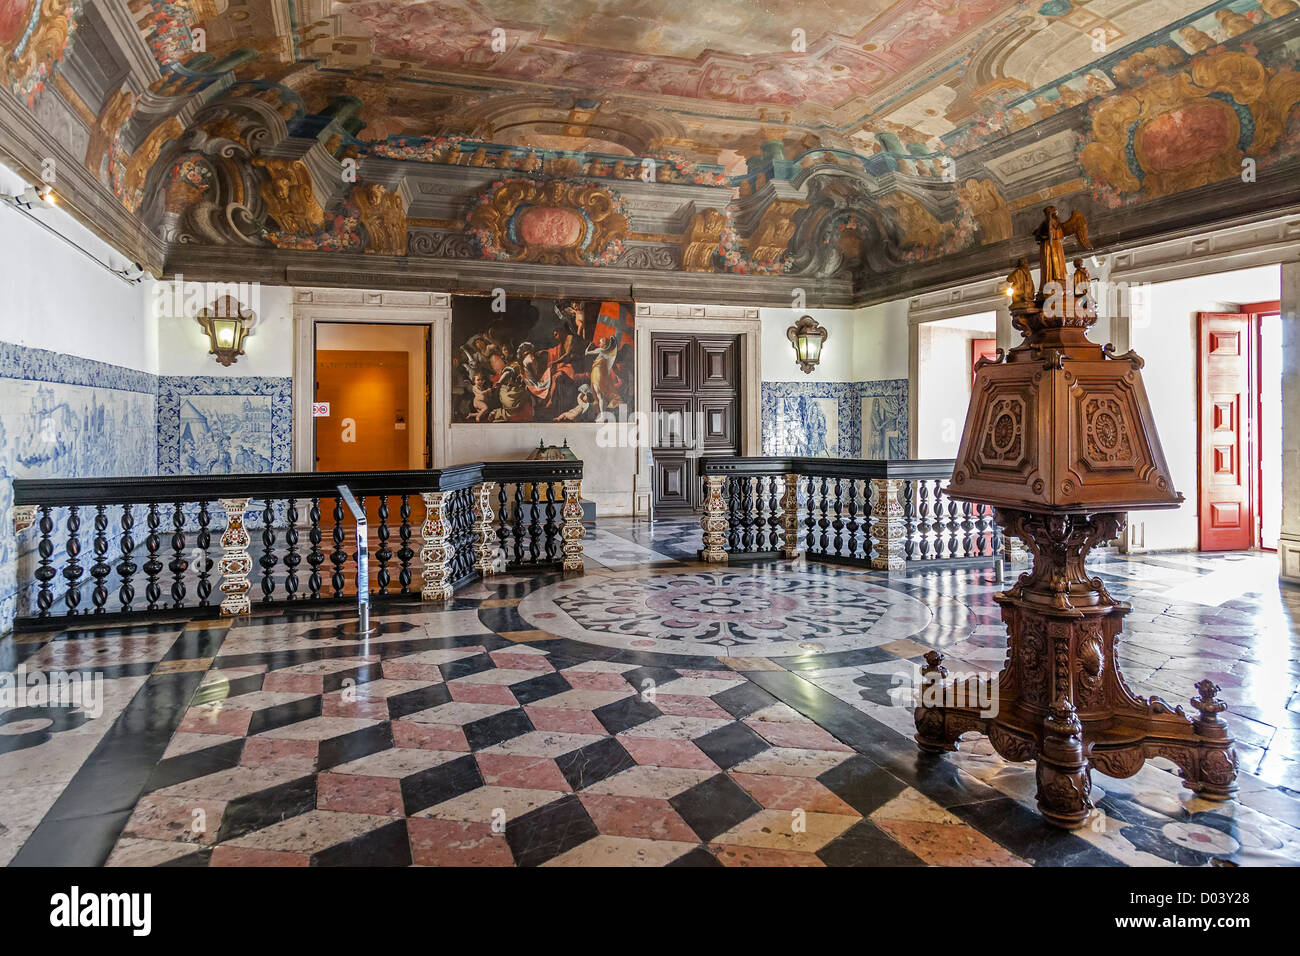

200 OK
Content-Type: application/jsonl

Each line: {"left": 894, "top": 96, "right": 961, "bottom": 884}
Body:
{"left": 817, "top": 477, "right": 831, "bottom": 554}
{"left": 831, "top": 478, "right": 844, "bottom": 556}
{"left": 259, "top": 499, "right": 277, "bottom": 601}
{"left": 63, "top": 505, "right": 84, "bottom": 616}
{"left": 376, "top": 495, "right": 392, "bottom": 595}
{"left": 902, "top": 479, "right": 916, "bottom": 562}
{"left": 741, "top": 477, "right": 756, "bottom": 553}
{"left": 35, "top": 505, "right": 55, "bottom": 618}
{"left": 845, "top": 479, "right": 859, "bottom": 559}
{"left": 728, "top": 478, "right": 740, "bottom": 552}
{"left": 143, "top": 502, "right": 163, "bottom": 610}
{"left": 804, "top": 476, "right": 817, "bottom": 552}
{"left": 283, "top": 498, "right": 301, "bottom": 600}
{"left": 527, "top": 483, "right": 541, "bottom": 565}
{"left": 331, "top": 496, "right": 347, "bottom": 597}
{"left": 947, "top": 491, "right": 961, "bottom": 558}
{"left": 398, "top": 495, "right": 414, "bottom": 594}
{"left": 752, "top": 478, "right": 767, "bottom": 552}
{"left": 543, "top": 483, "right": 559, "bottom": 562}
{"left": 495, "top": 483, "right": 510, "bottom": 568}
{"left": 117, "top": 504, "right": 136, "bottom": 612}
{"left": 196, "top": 501, "right": 213, "bottom": 606}
{"left": 307, "top": 497, "right": 324, "bottom": 600}
{"left": 512, "top": 483, "right": 525, "bottom": 566}
{"left": 168, "top": 501, "right": 187, "bottom": 609}
{"left": 90, "top": 504, "right": 110, "bottom": 613}
{"left": 917, "top": 481, "right": 932, "bottom": 560}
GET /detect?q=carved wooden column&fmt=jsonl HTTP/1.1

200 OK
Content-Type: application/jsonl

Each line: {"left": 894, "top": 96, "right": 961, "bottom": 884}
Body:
{"left": 218, "top": 497, "right": 252, "bottom": 615}
{"left": 869, "top": 478, "right": 906, "bottom": 571}
{"left": 561, "top": 479, "right": 585, "bottom": 574}
{"left": 700, "top": 475, "right": 729, "bottom": 563}
{"left": 779, "top": 473, "right": 801, "bottom": 558}
{"left": 420, "top": 491, "right": 453, "bottom": 602}
{"left": 473, "top": 482, "right": 499, "bottom": 577}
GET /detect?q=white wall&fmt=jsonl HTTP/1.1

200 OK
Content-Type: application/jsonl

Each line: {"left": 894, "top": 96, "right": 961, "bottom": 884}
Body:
{"left": 1131, "top": 264, "right": 1280, "bottom": 551}
{"left": 916, "top": 316, "right": 996, "bottom": 458}
{"left": 0, "top": 162, "right": 153, "bottom": 371}
{"left": 759, "top": 307, "right": 856, "bottom": 382}
{"left": 853, "top": 299, "right": 910, "bottom": 381}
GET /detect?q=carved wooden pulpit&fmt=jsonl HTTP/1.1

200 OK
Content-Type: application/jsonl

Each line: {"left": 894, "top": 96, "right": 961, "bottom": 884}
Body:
{"left": 915, "top": 208, "right": 1238, "bottom": 829}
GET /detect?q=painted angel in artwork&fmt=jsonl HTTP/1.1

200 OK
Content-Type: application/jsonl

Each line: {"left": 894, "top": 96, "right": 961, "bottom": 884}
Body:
{"left": 585, "top": 335, "right": 623, "bottom": 417}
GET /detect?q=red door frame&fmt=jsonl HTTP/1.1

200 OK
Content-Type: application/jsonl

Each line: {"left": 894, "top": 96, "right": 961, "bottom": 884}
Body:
{"left": 1242, "top": 300, "right": 1281, "bottom": 551}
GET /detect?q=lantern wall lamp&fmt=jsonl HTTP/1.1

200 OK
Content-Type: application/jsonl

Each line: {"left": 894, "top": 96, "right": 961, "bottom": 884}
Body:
{"left": 787, "top": 314, "right": 828, "bottom": 374}
{"left": 197, "top": 296, "right": 254, "bottom": 367}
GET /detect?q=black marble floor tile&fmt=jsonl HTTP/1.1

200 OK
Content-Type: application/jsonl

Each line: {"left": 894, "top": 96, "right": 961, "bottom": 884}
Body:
{"left": 464, "top": 707, "right": 534, "bottom": 751}
{"left": 318, "top": 721, "right": 395, "bottom": 770}
{"left": 401, "top": 754, "right": 483, "bottom": 816}
{"left": 712, "top": 682, "right": 778, "bottom": 719}
{"left": 817, "top": 819, "right": 927, "bottom": 867}
{"left": 313, "top": 819, "right": 412, "bottom": 867}
{"left": 506, "top": 794, "right": 600, "bottom": 867}
{"left": 555, "top": 737, "right": 637, "bottom": 791}
{"left": 592, "top": 694, "right": 661, "bottom": 735}
{"left": 692, "top": 721, "right": 771, "bottom": 769}
{"left": 946, "top": 797, "right": 1120, "bottom": 866}
{"left": 509, "top": 671, "right": 572, "bottom": 705}
{"left": 670, "top": 773, "right": 763, "bottom": 842}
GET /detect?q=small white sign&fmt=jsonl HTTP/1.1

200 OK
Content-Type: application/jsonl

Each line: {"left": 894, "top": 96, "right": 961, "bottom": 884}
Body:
{"left": 313, "top": 402, "right": 330, "bottom": 418}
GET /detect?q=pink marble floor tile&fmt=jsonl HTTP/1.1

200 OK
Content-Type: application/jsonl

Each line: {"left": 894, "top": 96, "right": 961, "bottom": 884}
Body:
{"left": 474, "top": 753, "right": 572, "bottom": 792}
{"left": 408, "top": 818, "right": 515, "bottom": 866}
{"left": 391, "top": 721, "right": 470, "bottom": 752}
{"left": 577, "top": 793, "right": 699, "bottom": 843}
{"left": 619, "top": 737, "right": 718, "bottom": 771}
{"left": 523, "top": 706, "right": 607, "bottom": 736}
{"left": 316, "top": 773, "right": 405, "bottom": 817}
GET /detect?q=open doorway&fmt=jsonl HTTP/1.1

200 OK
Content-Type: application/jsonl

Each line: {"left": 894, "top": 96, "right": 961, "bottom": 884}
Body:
{"left": 915, "top": 312, "right": 997, "bottom": 458}
{"left": 314, "top": 322, "right": 431, "bottom": 473}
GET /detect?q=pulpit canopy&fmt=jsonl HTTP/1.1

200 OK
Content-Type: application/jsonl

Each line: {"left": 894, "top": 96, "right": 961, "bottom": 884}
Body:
{"left": 946, "top": 207, "right": 1183, "bottom": 515}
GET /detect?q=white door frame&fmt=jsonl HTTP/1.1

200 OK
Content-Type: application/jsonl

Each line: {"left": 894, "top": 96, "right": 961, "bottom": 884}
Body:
{"left": 291, "top": 288, "right": 452, "bottom": 472}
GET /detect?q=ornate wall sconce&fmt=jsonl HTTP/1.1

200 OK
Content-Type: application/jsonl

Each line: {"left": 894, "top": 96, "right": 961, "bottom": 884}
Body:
{"left": 197, "top": 296, "right": 254, "bottom": 367}
{"left": 787, "top": 314, "right": 828, "bottom": 374}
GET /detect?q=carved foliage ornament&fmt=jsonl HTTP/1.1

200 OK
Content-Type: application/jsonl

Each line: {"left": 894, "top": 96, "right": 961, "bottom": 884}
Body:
{"left": 1081, "top": 49, "right": 1300, "bottom": 199}
{"left": 467, "top": 178, "right": 629, "bottom": 266}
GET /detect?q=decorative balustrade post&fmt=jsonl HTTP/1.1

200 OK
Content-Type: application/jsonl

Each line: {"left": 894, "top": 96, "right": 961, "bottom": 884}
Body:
{"left": 474, "top": 482, "right": 500, "bottom": 577}
{"left": 779, "top": 474, "right": 801, "bottom": 559}
{"left": 13, "top": 505, "right": 35, "bottom": 535}
{"left": 561, "top": 479, "right": 585, "bottom": 574}
{"left": 868, "top": 478, "right": 907, "bottom": 572}
{"left": 218, "top": 497, "right": 252, "bottom": 615}
{"left": 420, "top": 491, "right": 454, "bottom": 602}
{"left": 700, "top": 475, "right": 729, "bottom": 563}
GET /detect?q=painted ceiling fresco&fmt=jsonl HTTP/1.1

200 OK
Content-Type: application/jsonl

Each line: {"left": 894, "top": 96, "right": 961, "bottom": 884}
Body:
{"left": 1, "top": 0, "right": 1298, "bottom": 302}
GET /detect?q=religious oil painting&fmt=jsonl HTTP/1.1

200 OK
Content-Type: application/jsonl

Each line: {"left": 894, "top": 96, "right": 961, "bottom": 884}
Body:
{"left": 451, "top": 295, "right": 635, "bottom": 424}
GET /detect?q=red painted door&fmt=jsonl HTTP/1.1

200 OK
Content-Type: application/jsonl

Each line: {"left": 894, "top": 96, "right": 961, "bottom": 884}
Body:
{"left": 1198, "top": 313, "right": 1254, "bottom": 550}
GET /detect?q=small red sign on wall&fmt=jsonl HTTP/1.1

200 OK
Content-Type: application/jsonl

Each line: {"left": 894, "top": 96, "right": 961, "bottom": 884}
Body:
{"left": 313, "top": 402, "right": 330, "bottom": 418}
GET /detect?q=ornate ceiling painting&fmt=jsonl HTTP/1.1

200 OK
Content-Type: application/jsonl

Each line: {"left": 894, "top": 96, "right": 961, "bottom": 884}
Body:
{"left": 0, "top": 0, "right": 1297, "bottom": 303}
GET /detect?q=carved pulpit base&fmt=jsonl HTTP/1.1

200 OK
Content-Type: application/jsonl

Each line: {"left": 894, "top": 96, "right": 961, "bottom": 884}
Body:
{"left": 914, "top": 509, "right": 1238, "bottom": 829}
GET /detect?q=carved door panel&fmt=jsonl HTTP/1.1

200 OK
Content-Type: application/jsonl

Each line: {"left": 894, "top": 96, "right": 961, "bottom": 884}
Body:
{"left": 650, "top": 333, "right": 740, "bottom": 514}
{"left": 1198, "top": 312, "right": 1254, "bottom": 550}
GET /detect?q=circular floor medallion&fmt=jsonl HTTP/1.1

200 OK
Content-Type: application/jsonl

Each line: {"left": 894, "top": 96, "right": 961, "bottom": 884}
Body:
{"left": 518, "top": 568, "right": 933, "bottom": 657}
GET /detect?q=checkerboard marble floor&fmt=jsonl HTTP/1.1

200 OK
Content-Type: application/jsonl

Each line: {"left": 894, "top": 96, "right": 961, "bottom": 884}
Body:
{"left": 2, "top": 518, "right": 1297, "bottom": 867}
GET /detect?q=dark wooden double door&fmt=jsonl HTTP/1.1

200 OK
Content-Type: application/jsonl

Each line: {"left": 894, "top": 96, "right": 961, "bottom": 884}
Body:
{"left": 650, "top": 333, "right": 741, "bottom": 514}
